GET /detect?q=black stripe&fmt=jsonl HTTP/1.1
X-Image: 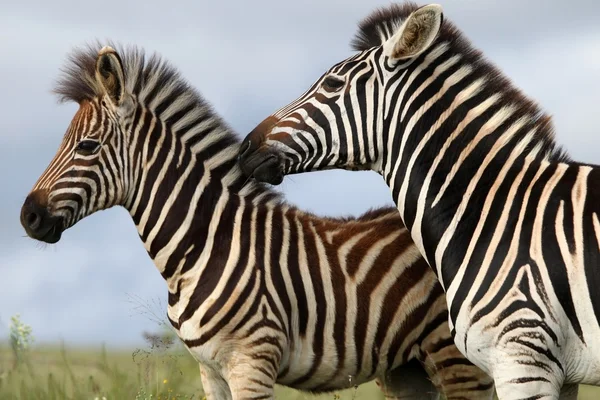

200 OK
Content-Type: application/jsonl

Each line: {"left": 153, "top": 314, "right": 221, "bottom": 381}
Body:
{"left": 583, "top": 168, "right": 600, "bottom": 330}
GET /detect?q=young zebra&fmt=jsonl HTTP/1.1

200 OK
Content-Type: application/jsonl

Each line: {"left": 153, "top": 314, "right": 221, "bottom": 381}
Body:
{"left": 238, "top": 2, "right": 600, "bottom": 399}
{"left": 19, "top": 43, "right": 494, "bottom": 400}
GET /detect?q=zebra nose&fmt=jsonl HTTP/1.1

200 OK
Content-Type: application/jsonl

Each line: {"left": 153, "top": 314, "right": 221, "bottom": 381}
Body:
{"left": 239, "top": 115, "right": 281, "bottom": 161}
{"left": 20, "top": 193, "right": 64, "bottom": 244}
{"left": 24, "top": 209, "right": 42, "bottom": 231}
{"left": 20, "top": 190, "right": 65, "bottom": 244}
{"left": 20, "top": 194, "right": 48, "bottom": 233}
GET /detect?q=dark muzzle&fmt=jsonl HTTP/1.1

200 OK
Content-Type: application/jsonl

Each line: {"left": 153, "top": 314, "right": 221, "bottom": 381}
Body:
{"left": 238, "top": 135, "right": 285, "bottom": 186}
{"left": 20, "top": 190, "right": 64, "bottom": 244}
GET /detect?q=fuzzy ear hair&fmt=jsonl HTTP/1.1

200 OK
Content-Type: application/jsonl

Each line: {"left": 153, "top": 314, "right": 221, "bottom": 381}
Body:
{"left": 383, "top": 4, "right": 443, "bottom": 62}
{"left": 95, "top": 46, "right": 126, "bottom": 105}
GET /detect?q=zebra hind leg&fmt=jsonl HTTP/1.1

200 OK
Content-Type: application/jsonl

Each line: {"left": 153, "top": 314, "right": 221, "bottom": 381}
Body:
{"left": 375, "top": 359, "right": 440, "bottom": 400}
{"left": 492, "top": 357, "right": 564, "bottom": 400}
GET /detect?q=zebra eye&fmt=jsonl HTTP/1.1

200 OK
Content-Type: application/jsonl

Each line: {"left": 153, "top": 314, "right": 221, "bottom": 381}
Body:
{"left": 75, "top": 139, "right": 100, "bottom": 155}
{"left": 322, "top": 76, "right": 345, "bottom": 91}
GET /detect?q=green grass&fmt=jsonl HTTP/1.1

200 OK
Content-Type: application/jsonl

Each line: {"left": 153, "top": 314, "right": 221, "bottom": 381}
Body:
{"left": 0, "top": 342, "right": 384, "bottom": 399}
{"left": 0, "top": 342, "right": 598, "bottom": 399}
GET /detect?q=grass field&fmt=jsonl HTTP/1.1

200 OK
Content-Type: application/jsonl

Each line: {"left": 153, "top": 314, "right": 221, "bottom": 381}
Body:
{"left": 2, "top": 344, "right": 600, "bottom": 399}
{"left": 0, "top": 342, "right": 383, "bottom": 400}
{"left": 1, "top": 315, "right": 599, "bottom": 399}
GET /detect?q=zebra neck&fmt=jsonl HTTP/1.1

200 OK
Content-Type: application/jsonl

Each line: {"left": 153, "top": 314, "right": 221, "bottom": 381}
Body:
{"left": 378, "top": 46, "right": 566, "bottom": 287}
{"left": 124, "top": 117, "right": 274, "bottom": 285}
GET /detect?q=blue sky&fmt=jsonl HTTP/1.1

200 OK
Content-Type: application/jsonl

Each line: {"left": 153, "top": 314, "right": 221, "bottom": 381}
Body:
{"left": 2, "top": 0, "right": 600, "bottom": 347}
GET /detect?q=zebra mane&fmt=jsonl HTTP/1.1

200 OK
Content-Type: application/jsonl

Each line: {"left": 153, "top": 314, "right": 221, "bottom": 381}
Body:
{"left": 342, "top": 207, "right": 399, "bottom": 223}
{"left": 351, "top": 2, "right": 420, "bottom": 52}
{"left": 352, "top": 3, "right": 570, "bottom": 163}
{"left": 53, "top": 41, "right": 209, "bottom": 113}
{"left": 54, "top": 41, "right": 136, "bottom": 104}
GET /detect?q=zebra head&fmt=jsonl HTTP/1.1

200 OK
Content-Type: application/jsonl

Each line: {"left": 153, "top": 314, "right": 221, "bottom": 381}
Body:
{"left": 21, "top": 45, "right": 135, "bottom": 243}
{"left": 239, "top": 3, "right": 444, "bottom": 184}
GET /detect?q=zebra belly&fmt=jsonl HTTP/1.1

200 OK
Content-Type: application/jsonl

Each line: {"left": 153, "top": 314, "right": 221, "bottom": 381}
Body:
{"left": 274, "top": 335, "right": 401, "bottom": 391}
{"left": 169, "top": 302, "right": 416, "bottom": 392}
{"left": 165, "top": 271, "right": 439, "bottom": 392}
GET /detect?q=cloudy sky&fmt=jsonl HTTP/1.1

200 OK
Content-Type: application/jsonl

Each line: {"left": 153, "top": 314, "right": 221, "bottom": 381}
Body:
{"left": 1, "top": 0, "right": 599, "bottom": 347}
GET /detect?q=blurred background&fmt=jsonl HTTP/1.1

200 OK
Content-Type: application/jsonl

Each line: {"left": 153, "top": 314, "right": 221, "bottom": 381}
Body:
{"left": 1, "top": 0, "right": 599, "bottom": 398}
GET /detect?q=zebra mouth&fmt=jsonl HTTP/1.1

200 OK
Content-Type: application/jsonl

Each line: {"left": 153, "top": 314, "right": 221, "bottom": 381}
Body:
{"left": 25, "top": 215, "right": 64, "bottom": 244}
{"left": 41, "top": 221, "right": 64, "bottom": 244}
{"left": 243, "top": 153, "right": 284, "bottom": 185}
{"left": 238, "top": 142, "right": 285, "bottom": 185}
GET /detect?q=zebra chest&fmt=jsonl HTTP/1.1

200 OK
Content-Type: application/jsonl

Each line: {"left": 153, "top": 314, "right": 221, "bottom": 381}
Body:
{"left": 166, "top": 301, "right": 227, "bottom": 365}
{"left": 165, "top": 289, "right": 282, "bottom": 367}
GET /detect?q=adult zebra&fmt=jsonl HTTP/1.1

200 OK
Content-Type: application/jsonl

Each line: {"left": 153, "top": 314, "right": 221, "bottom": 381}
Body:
{"left": 238, "top": 2, "right": 600, "bottom": 399}
{"left": 19, "top": 44, "right": 494, "bottom": 399}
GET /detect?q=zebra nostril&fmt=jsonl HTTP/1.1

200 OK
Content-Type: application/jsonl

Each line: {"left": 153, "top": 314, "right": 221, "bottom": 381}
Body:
{"left": 26, "top": 210, "right": 41, "bottom": 230}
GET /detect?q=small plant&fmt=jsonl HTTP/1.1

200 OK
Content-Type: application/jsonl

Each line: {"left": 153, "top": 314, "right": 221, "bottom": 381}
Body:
{"left": 128, "top": 295, "right": 195, "bottom": 398}
{"left": 9, "top": 314, "right": 34, "bottom": 369}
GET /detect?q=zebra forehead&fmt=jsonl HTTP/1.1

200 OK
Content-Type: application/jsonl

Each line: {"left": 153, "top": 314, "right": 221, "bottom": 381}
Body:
{"left": 351, "top": 2, "right": 422, "bottom": 52}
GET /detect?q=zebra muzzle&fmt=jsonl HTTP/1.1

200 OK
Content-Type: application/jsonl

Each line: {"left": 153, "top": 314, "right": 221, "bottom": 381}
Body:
{"left": 20, "top": 191, "right": 64, "bottom": 244}
{"left": 238, "top": 139, "right": 284, "bottom": 185}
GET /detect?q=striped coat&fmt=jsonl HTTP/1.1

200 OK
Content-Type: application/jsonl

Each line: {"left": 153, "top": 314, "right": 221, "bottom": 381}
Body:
{"left": 238, "top": 2, "right": 600, "bottom": 399}
{"left": 20, "top": 43, "right": 493, "bottom": 399}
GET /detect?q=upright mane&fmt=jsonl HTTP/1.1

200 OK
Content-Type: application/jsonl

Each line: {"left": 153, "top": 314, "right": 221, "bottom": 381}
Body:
{"left": 53, "top": 41, "right": 214, "bottom": 119}
{"left": 351, "top": 2, "right": 420, "bottom": 52}
{"left": 351, "top": 2, "right": 570, "bottom": 163}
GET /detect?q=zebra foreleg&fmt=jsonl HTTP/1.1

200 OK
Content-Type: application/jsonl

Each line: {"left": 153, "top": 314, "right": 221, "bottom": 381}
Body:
{"left": 225, "top": 355, "right": 278, "bottom": 400}
{"left": 419, "top": 339, "right": 495, "bottom": 399}
{"left": 200, "top": 364, "right": 232, "bottom": 400}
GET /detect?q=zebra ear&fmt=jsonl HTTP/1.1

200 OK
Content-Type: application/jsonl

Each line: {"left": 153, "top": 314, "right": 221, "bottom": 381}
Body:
{"left": 95, "top": 46, "right": 126, "bottom": 105}
{"left": 383, "top": 4, "right": 443, "bottom": 62}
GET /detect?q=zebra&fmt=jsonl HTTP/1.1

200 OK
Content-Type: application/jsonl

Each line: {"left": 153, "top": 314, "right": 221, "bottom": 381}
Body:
{"left": 19, "top": 43, "right": 494, "bottom": 400}
{"left": 238, "top": 2, "right": 600, "bottom": 399}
